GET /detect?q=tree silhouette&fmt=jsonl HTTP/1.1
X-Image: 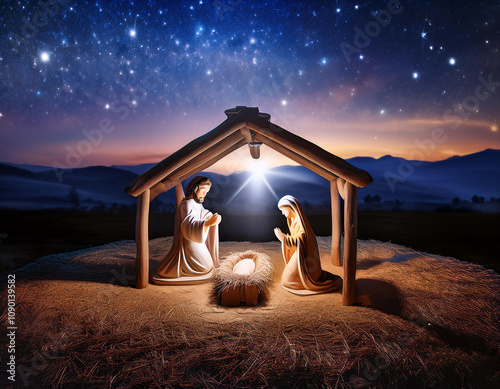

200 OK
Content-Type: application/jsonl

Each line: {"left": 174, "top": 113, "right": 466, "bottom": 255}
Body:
{"left": 373, "top": 194, "right": 381, "bottom": 204}
{"left": 363, "top": 194, "right": 373, "bottom": 204}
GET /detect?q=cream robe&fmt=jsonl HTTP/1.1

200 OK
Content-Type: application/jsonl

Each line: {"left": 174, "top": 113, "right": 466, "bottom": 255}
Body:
{"left": 279, "top": 196, "right": 340, "bottom": 293}
{"left": 156, "top": 198, "right": 219, "bottom": 279}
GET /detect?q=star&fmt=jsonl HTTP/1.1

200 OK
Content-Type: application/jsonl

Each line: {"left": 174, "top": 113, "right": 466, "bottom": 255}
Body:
{"left": 0, "top": 0, "right": 496, "bottom": 172}
{"left": 40, "top": 52, "right": 50, "bottom": 62}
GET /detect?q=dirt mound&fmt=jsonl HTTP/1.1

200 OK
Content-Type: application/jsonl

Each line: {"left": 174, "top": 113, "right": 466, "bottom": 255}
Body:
{"left": 2, "top": 237, "right": 499, "bottom": 388}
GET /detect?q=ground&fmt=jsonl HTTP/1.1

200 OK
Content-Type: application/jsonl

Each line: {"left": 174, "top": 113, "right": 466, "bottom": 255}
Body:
{"left": 1, "top": 237, "right": 499, "bottom": 388}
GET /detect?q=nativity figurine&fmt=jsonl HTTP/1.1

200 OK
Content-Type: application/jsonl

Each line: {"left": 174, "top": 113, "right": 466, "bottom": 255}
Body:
{"left": 274, "top": 195, "right": 342, "bottom": 295}
{"left": 153, "top": 176, "right": 221, "bottom": 284}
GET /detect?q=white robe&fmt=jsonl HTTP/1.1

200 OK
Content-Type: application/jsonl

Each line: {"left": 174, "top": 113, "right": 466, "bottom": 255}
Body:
{"left": 156, "top": 198, "right": 219, "bottom": 279}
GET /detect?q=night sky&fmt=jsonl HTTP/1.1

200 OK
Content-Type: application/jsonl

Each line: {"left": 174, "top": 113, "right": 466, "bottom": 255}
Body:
{"left": 1, "top": 0, "right": 499, "bottom": 174}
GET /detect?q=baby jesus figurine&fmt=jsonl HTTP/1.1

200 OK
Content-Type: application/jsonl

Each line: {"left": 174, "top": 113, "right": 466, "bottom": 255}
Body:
{"left": 274, "top": 195, "right": 341, "bottom": 295}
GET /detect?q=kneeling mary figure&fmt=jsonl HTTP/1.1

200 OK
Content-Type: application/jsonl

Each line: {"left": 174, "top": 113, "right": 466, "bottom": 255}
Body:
{"left": 274, "top": 195, "right": 341, "bottom": 295}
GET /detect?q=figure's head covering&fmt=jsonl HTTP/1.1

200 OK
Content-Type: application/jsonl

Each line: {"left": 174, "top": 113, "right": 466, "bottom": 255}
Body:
{"left": 278, "top": 195, "right": 311, "bottom": 234}
{"left": 185, "top": 176, "right": 211, "bottom": 197}
{"left": 277, "top": 195, "right": 323, "bottom": 287}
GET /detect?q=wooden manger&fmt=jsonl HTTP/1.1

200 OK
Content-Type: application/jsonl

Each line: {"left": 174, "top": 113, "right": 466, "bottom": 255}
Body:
{"left": 213, "top": 250, "right": 273, "bottom": 307}
{"left": 125, "top": 106, "right": 373, "bottom": 305}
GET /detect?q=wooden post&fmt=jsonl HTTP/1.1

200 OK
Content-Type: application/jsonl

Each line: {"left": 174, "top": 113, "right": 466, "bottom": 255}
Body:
{"left": 175, "top": 183, "right": 184, "bottom": 207}
{"left": 136, "top": 189, "right": 150, "bottom": 289}
{"left": 331, "top": 179, "right": 342, "bottom": 266}
{"left": 337, "top": 178, "right": 347, "bottom": 200}
{"left": 342, "top": 182, "right": 358, "bottom": 306}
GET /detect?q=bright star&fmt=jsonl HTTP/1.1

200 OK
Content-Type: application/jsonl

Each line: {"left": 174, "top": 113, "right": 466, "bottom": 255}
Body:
{"left": 282, "top": 100, "right": 287, "bottom": 106}
{"left": 449, "top": 57, "right": 456, "bottom": 65}
{"left": 413, "top": 72, "right": 419, "bottom": 79}
{"left": 226, "top": 160, "right": 277, "bottom": 204}
{"left": 105, "top": 104, "right": 110, "bottom": 109}
{"left": 40, "top": 52, "right": 50, "bottom": 62}
{"left": 320, "top": 57, "right": 327, "bottom": 65}
{"left": 250, "top": 160, "right": 268, "bottom": 180}
{"left": 129, "top": 29, "right": 136, "bottom": 37}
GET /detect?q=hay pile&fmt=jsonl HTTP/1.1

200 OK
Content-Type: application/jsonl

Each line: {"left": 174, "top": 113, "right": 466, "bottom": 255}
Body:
{"left": 1, "top": 237, "right": 499, "bottom": 388}
{"left": 213, "top": 250, "right": 273, "bottom": 293}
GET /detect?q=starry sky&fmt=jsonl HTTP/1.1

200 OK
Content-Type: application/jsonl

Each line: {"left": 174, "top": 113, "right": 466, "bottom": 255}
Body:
{"left": 0, "top": 0, "right": 499, "bottom": 174}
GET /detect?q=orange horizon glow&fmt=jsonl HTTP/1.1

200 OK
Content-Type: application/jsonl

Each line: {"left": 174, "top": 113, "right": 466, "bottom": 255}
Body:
{"left": 2, "top": 109, "right": 498, "bottom": 173}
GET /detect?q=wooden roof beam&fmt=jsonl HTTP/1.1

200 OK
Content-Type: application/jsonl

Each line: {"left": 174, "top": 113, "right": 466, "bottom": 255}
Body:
{"left": 126, "top": 116, "right": 247, "bottom": 197}
{"left": 253, "top": 133, "right": 338, "bottom": 182}
{"left": 150, "top": 135, "right": 247, "bottom": 200}
{"left": 246, "top": 121, "right": 373, "bottom": 188}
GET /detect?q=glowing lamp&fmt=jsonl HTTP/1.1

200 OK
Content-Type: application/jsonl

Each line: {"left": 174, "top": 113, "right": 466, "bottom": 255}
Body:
{"left": 248, "top": 141, "right": 262, "bottom": 159}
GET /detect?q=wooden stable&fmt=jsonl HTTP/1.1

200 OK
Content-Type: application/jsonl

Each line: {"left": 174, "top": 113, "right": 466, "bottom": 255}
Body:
{"left": 125, "top": 106, "right": 373, "bottom": 305}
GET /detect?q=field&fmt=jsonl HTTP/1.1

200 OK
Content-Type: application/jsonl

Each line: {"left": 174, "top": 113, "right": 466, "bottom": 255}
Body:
{"left": 1, "top": 209, "right": 498, "bottom": 273}
{"left": 1, "top": 209, "right": 499, "bottom": 388}
{"left": 1, "top": 237, "right": 498, "bottom": 388}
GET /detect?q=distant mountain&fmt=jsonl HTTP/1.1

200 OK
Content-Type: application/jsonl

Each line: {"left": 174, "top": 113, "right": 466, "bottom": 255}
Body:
{"left": 352, "top": 148, "right": 500, "bottom": 205}
{"left": 111, "top": 163, "right": 156, "bottom": 175}
{"left": 0, "top": 165, "right": 144, "bottom": 210}
{"left": 1, "top": 162, "right": 53, "bottom": 173}
{"left": 1, "top": 149, "right": 499, "bottom": 211}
